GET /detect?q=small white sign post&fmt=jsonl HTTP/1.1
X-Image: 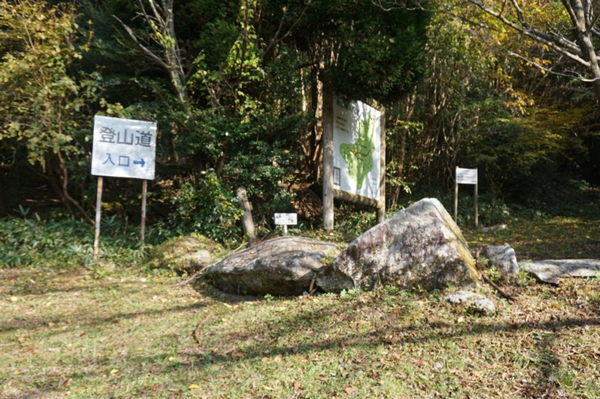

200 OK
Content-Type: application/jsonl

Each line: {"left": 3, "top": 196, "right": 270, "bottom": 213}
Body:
{"left": 91, "top": 115, "right": 157, "bottom": 260}
{"left": 455, "top": 167, "right": 478, "bottom": 229}
{"left": 274, "top": 213, "right": 297, "bottom": 235}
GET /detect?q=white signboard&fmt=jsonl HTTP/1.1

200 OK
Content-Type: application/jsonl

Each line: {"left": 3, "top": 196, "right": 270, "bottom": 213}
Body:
{"left": 333, "top": 97, "right": 381, "bottom": 200}
{"left": 274, "top": 213, "right": 297, "bottom": 225}
{"left": 456, "top": 167, "right": 478, "bottom": 185}
{"left": 91, "top": 115, "right": 157, "bottom": 180}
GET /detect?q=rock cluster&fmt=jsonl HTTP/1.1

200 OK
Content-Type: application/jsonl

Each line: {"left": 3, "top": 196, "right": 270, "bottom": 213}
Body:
{"left": 204, "top": 198, "right": 480, "bottom": 296}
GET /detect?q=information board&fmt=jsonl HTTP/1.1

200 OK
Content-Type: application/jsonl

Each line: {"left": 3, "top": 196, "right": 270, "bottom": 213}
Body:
{"left": 91, "top": 115, "right": 157, "bottom": 180}
{"left": 332, "top": 97, "right": 381, "bottom": 200}
{"left": 454, "top": 166, "right": 479, "bottom": 229}
{"left": 456, "top": 167, "right": 478, "bottom": 185}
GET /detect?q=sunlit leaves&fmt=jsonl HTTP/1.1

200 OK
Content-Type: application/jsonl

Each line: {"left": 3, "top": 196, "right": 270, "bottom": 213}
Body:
{"left": 0, "top": 0, "right": 100, "bottom": 166}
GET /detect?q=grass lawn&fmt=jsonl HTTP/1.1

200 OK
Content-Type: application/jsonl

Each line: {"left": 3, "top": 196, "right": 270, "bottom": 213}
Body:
{"left": 1, "top": 214, "right": 599, "bottom": 398}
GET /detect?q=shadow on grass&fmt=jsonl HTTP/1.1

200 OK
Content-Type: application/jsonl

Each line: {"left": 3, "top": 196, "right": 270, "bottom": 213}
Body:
{"left": 188, "top": 315, "right": 600, "bottom": 365}
{"left": 3, "top": 302, "right": 599, "bottom": 399}
{"left": 0, "top": 300, "right": 207, "bottom": 335}
{"left": 184, "top": 291, "right": 600, "bottom": 398}
{"left": 3, "top": 271, "right": 600, "bottom": 398}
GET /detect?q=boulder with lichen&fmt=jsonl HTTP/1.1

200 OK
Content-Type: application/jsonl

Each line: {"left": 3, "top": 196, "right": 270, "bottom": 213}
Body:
{"left": 317, "top": 198, "right": 479, "bottom": 292}
{"left": 204, "top": 236, "right": 341, "bottom": 296}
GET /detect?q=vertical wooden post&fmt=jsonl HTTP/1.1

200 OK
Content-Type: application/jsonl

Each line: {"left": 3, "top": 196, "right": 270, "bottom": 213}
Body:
{"left": 94, "top": 176, "right": 103, "bottom": 261}
{"left": 377, "top": 106, "right": 386, "bottom": 224}
{"left": 322, "top": 85, "right": 334, "bottom": 231}
{"left": 454, "top": 167, "right": 459, "bottom": 223}
{"left": 236, "top": 187, "right": 256, "bottom": 246}
{"left": 141, "top": 179, "right": 148, "bottom": 243}
{"left": 474, "top": 168, "right": 479, "bottom": 229}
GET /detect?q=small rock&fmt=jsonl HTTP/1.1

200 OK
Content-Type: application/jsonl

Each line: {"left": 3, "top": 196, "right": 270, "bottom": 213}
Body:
{"left": 483, "top": 245, "right": 519, "bottom": 283}
{"left": 445, "top": 290, "right": 496, "bottom": 316}
{"left": 481, "top": 224, "right": 507, "bottom": 233}
{"left": 444, "top": 290, "right": 476, "bottom": 304}
{"left": 147, "top": 235, "right": 223, "bottom": 274}
{"left": 521, "top": 259, "right": 600, "bottom": 284}
{"left": 468, "top": 297, "right": 496, "bottom": 315}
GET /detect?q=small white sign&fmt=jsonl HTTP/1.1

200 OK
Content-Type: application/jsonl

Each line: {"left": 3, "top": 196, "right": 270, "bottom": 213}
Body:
{"left": 456, "top": 167, "right": 478, "bottom": 185}
{"left": 91, "top": 115, "right": 157, "bottom": 180}
{"left": 274, "top": 213, "right": 297, "bottom": 225}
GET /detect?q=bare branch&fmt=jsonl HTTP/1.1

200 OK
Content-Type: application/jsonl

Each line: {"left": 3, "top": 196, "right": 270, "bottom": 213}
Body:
{"left": 507, "top": 50, "right": 600, "bottom": 82}
{"left": 590, "top": 9, "right": 600, "bottom": 30}
{"left": 263, "top": 0, "right": 313, "bottom": 60}
{"left": 112, "top": 15, "right": 171, "bottom": 70}
{"left": 147, "top": 0, "right": 165, "bottom": 23}
{"left": 136, "top": 0, "right": 166, "bottom": 49}
{"left": 509, "top": 0, "right": 525, "bottom": 24}
{"left": 372, "top": 0, "right": 432, "bottom": 11}
{"left": 466, "top": 0, "right": 587, "bottom": 65}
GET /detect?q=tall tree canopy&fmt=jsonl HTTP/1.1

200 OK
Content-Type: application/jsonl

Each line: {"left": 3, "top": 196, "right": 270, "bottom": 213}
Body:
{"left": 0, "top": 0, "right": 596, "bottom": 240}
{"left": 0, "top": 0, "right": 100, "bottom": 221}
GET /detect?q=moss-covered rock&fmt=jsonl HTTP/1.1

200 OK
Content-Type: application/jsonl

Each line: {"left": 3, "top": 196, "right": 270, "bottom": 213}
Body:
{"left": 147, "top": 235, "right": 224, "bottom": 274}
{"left": 204, "top": 236, "right": 341, "bottom": 296}
{"left": 317, "top": 198, "right": 479, "bottom": 292}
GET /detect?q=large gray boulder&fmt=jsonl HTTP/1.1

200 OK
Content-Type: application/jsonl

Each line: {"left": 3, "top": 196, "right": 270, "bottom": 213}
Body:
{"left": 317, "top": 198, "right": 479, "bottom": 292}
{"left": 204, "top": 236, "right": 341, "bottom": 296}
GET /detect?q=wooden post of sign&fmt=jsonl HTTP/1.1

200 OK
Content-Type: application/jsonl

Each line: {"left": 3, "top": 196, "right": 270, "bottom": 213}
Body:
{"left": 322, "top": 84, "right": 335, "bottom": 231}
{"left": 455, "top": 166, "right": 479, "bottom": 228}
{"left": 93, "top": 176, "right": 103, "bottom": 261}
{"left": 377, "top": 105, "right": 386, "bottom": 224}
{"left": 237, "top": 187, "right": 256, "bottom": 246}
{"left": 474, "top": 168, "right": 479, "bottom": 229}
{"left": 454, "top": 168, "right": 459, "bottom": 223}
{"left": 140, "top": 179, "right": 148, "bottom": 243}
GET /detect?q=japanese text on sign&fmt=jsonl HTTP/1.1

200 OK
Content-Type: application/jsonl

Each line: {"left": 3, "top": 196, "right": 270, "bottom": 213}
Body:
{"left": 91, "top": 115, "right": 157, "bottom": 180}
{"left": 274, "top": 213, "right": 297, "bottom": 225}
{"left": 456, "top": 167, "right": 478, "bottom": 185}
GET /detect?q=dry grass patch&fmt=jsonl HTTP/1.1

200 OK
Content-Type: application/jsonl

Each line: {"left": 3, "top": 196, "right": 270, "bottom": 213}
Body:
{"left": 464, "top": 215, "right": 600, "bottom": 260}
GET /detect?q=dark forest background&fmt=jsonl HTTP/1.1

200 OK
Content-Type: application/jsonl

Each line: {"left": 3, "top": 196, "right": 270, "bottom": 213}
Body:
{"left": 1, "top": 0, "right": 598, "bottom": 248}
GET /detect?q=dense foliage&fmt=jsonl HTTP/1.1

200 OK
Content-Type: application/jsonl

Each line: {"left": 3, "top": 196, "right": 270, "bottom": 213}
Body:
{"left": 0, "top": 0, "right": 598, "bottom": 256}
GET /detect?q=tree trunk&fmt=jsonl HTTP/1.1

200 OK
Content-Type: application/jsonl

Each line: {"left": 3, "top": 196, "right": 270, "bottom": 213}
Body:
{"left": 564, "top": 0, "right": 600, "bottom": 105}
{"left": 392, "top": 92, "right": 416, "bottom": 207}
{"left": 236, "top": 187, "right": 255, "bottom": 247}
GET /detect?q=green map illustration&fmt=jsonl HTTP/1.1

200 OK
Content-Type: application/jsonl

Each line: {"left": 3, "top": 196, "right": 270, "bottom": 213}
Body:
{"left": 339, "top": 114, "right": 375, "bottom": 190}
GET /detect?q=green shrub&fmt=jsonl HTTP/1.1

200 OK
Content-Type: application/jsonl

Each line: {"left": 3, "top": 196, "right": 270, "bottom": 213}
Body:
{"left": 438, "top": 192, "right": 511, "bottom": 226}
{"left": 155, "top": 170, "right": 243, "bottom": 245}
{"left": 0, "top": 210, "right": 146, "bottom": 268}
{"left": 477, "top": 194, "right": 512, "bottom": 225}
